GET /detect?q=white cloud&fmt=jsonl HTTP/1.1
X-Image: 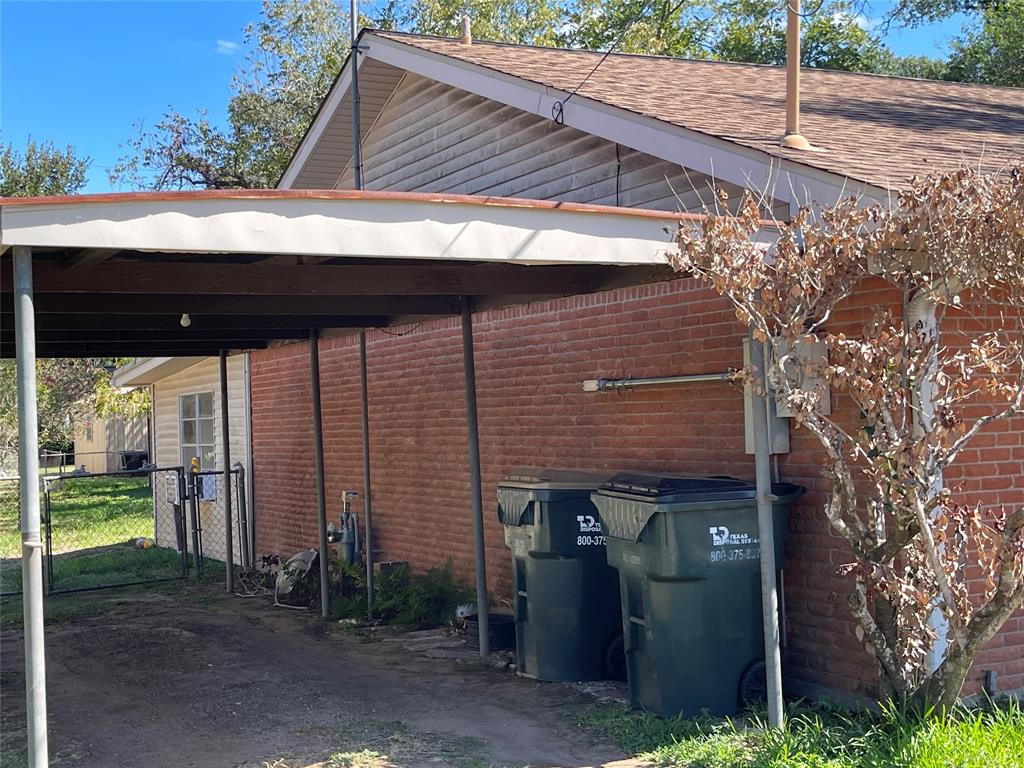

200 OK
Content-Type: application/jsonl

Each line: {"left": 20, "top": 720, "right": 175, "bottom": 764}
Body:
{"left": 216, "top": 39, "right": 239, "bottom": 55}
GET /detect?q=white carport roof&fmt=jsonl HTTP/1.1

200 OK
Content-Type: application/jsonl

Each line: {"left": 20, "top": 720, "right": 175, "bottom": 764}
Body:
{"left": 0, "top": 189, "right": 728, "bottom": 358}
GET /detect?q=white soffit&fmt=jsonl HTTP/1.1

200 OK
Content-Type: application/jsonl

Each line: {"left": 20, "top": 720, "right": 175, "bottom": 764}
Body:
{"left": 112, "top": 356, "right": 209, "bottom": 387}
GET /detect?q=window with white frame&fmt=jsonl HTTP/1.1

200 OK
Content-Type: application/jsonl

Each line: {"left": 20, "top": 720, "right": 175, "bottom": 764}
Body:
{"left": 180, "top": 392, "right": 215, "bottom": 470}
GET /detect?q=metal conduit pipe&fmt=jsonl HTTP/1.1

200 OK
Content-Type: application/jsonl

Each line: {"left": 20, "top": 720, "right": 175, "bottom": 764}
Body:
{"left": 749, "top": 334, "right": 785, "bottom": 728}
{"left": 582, "top": 372, "right": 732, "bottom": 392}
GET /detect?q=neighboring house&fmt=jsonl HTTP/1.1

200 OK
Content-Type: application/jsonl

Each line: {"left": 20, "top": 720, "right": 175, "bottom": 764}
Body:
{"left": 72, "top": 414, "right": 149, "bottom": 474}
{"left": 254, "top": 30, "right": 1024, "bottom": 703}
{"left": 112, "top": 356, "right": 254, "bottom": 564}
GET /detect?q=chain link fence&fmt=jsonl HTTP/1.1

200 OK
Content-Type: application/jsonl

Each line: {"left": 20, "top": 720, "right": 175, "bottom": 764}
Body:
{"left": 44, "top": 468, "right": 189, "bottom": 594}
{"left": 1, "top": 478, "right": 20, "bottom": 597}
{"left": 0, "top": 464, "right": 250, "bottom": 597}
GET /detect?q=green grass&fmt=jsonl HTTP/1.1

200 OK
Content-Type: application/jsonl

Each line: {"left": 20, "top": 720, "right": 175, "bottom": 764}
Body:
{"left": 582, "top": 699, "right": 1024, "bottom": 768}
{"left": 46, "top": 475, "right": 155, "bottom": 553}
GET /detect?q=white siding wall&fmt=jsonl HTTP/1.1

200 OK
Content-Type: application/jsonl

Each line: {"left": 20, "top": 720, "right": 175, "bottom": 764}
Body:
{"left": 152, "top": 357, "right": 250, "bottom": 564}
{"left": 338, "top": 74, "right": 780, "bottom": 214}
{"left": 73, "top": 415, "right": 148, "bottom": 473}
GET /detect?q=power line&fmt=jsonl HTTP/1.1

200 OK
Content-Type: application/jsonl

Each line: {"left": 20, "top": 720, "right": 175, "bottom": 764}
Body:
{"left": 551, "top": 1, "right": 657, "bottom": 125}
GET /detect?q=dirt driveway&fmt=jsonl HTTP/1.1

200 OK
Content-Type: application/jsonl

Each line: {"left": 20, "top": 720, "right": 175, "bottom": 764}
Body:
{"left": 1, "top": 587, "right": 636, "bottom": 768}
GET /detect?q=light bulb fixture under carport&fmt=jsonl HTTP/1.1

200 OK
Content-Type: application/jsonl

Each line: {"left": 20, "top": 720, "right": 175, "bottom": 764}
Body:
{"left": 179, "top": 313, "right": 191, "bottom": 328}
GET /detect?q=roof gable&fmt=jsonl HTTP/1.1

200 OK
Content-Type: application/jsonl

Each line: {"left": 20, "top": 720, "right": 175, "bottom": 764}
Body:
{"left": 281, "top": 30, "right": 1024, "bottom": 198}
{"left": 374, "top": 31, "right": 1024, "bottom": 191}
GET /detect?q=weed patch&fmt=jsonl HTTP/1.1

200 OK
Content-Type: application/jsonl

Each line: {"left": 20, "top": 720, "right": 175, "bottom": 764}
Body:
{"left": 331, "top": 559, "right": 473, "bottom": 629}
{"left": 582, "top": 699, "right": 1024, "bottom": 768}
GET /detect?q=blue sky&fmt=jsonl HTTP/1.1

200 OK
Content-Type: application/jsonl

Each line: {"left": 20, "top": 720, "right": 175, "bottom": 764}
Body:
{"left": 1, "top": 0, "right": 974, "bottom": 194}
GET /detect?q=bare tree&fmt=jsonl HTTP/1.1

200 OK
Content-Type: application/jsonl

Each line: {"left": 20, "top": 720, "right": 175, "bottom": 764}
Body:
{"left": 672, "top": 167, "right": 1024, "bottom": 709}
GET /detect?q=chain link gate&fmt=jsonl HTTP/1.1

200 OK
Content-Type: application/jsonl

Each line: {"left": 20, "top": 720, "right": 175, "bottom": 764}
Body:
{"left": 44, "top": 467, "right": 190, "bottom": 594}
{"left": 187, "top": 467, "right": 249, "bottom": 579}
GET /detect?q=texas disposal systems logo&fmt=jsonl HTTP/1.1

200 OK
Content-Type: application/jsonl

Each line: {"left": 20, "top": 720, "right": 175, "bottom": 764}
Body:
{"left": 577, "top": 514, "right": 601, "bottom": 533}
{"left": 709, "top": 525, "right": 756, "bottom": 546}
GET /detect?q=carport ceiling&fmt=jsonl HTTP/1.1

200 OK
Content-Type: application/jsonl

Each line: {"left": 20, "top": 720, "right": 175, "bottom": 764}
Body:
{"left": 0, "top": 189, "right": 686, "bottom": 358}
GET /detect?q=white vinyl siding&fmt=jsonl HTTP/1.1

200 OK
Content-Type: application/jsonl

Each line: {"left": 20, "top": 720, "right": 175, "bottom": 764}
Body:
{"left": 151, "top": 357, "right": 248, "bottom": 475}
{"left": 336, "top": 74, "right": 783, "bottom": 215}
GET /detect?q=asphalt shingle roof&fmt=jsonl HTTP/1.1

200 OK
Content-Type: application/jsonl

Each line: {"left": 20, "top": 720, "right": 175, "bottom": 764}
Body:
{"left": 373, "top": 30, "right": 1024, "bottom": 190}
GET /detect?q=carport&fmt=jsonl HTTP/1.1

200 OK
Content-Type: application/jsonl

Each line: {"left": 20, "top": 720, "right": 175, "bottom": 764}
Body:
{"left": 1, "top": 188, "right": 781, "bottom": 766}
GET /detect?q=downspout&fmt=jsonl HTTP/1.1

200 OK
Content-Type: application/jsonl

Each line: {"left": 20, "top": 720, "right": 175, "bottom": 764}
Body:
{"left": 907, "top": 289, "right": 948, "bottom": 675}
{"left": 749, "top": 333, "right": 785, "bottom": 728}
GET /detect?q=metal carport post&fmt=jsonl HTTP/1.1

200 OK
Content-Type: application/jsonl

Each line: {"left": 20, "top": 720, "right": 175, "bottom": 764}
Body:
{"left": 13, "top": 245, "right": 48, "bottom": 768}
{"left": 461, "top": 297, "right": 489, "bottom": 656}
{"left": 219, "top": 350, "right": 235, "bottom": 593}
{"left": 310, "top": 331, "right": 331, "bottom": 618}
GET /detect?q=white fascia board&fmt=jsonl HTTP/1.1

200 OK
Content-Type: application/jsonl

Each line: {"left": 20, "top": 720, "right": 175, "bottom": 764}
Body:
{"left": 112, "top": 356, "right": 209, "bottom": 387}
{"left": 0, "top": 195, "right": 679, "bottom": 266}
{"left": 360, "top": 36, "right": 888, "bottom": 209}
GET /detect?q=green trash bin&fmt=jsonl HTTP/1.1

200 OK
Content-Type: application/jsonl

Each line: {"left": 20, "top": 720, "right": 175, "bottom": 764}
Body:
{"left": 498, "top": 469, "right": 624, "bottom": 682}
{"left": 592, "top": 473, "right": 804, "bottom": 718}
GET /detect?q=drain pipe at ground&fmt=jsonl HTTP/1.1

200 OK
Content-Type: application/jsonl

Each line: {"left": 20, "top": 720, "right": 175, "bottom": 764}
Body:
{"left": 907, "top": 288, "right": 949, "bottom": 675}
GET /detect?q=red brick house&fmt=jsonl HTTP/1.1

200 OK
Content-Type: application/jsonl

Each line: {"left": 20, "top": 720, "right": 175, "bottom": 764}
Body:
{"left": 254, "top": 30, "right": 1024, "bottom": 702}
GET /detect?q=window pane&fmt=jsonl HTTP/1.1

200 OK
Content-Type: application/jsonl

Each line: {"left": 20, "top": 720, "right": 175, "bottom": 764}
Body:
{"left": 182, "top": 420, "right": 196, "bottom": 444}
{"left": 181, "top": 395, "right": 196, "bottom": 419}
{"left": 182, "top": 447, "right": 199, "bottom": 469}
{"left": 202, "top": 449, "right": 217, "bottom": 469}
{"left": 198, "top": 392, "right": 214, "bottom": 417}
{"left": 198, "top": 418, "right": 214, "bottom": 445}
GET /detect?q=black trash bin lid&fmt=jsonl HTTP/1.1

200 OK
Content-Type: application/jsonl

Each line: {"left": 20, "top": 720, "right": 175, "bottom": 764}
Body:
{"left": 499, "top": 468, "right": 611, "bottom": 490}
{"left": 599, "top": 473, "right": 756, "bottom": 504}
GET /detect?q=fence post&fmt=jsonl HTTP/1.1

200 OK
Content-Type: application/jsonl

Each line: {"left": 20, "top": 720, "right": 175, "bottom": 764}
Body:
{"left": 219, "top": 351, "right": 235, "bottom": 592}
{"left": 234, "top": 463, "right": 250, "bottom": 569}
{"left": 176, "top": 470, "right": 188, "bottom": 575}
{"left": 189, "top": 469, "right": 201, "bottom": 578}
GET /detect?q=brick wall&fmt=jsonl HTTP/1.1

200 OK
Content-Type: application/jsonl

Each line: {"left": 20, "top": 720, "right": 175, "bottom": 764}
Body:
{"left": 250, "top": 276, "right": 1023, "bottom": 701}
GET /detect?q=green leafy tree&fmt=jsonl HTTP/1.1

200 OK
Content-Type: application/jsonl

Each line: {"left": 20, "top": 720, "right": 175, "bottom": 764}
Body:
{"left": 714, "top": 0, "right": 887, "bottom": 71}
{"left": 562, "top": 0, "right": 893, "bottom": 70}
{"left": 874, "top": 51, "right": 952, "bottom": 80}
{"left": 884, "top": 0, "right": 998, "bottom": 27}
{"left": 1, "top": 142, "right": 149, "bottom": 466}
{"left": 410, "top": 0, "right": 565, "bottom": 45}
{"left": 946, "top": 0, "right": 1024, "bottom": 86}
{"left": 0, "top": 139, "right": 89, "bottom": 197}
{"left": 112, "top": 0, "right": 352, "bottom": 189}
{"left": 561, "top": 0, "right": 713, "bottom": 57}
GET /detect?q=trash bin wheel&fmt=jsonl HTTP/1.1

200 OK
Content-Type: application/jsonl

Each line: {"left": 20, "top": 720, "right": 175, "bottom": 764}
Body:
{"left": 603, "top": 634, "right": 627, "bottom": 682}
{"left": 738, "top": 660, "right": 768, "bottom": 709}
